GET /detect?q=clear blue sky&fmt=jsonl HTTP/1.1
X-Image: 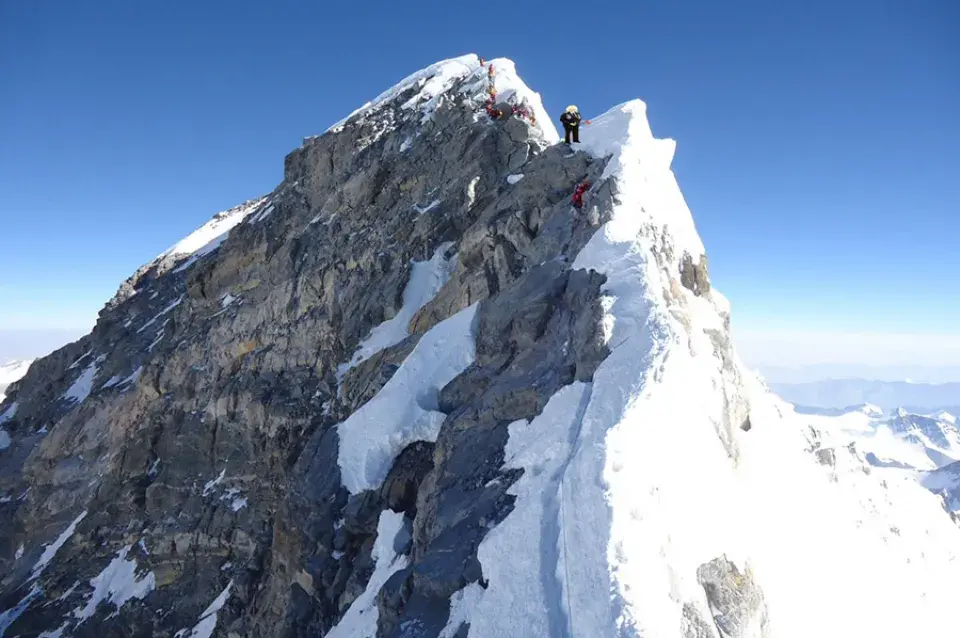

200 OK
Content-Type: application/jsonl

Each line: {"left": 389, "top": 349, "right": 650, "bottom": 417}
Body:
{"left": 1, "top": 0, "right": 957, "bottom": 370}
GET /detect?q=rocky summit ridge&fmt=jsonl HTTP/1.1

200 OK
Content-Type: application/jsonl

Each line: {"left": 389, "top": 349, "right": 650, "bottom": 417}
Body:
{"left": 2, "top": 54, "right": 960, "bottom": 638}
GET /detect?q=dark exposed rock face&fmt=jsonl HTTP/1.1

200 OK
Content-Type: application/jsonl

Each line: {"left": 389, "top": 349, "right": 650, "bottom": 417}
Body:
{"left": 0, "top": 57, "right": 614, "bottom": 637}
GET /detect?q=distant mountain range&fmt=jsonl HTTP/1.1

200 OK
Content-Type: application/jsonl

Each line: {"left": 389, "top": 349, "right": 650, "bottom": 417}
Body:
{"left": 771, "top": 378, "right": 960, "bottom": 413}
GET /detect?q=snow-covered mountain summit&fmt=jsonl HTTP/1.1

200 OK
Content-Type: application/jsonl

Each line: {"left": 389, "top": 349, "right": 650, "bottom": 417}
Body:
{"left": 2, "top": 54, "right": 959, "bottom": 638}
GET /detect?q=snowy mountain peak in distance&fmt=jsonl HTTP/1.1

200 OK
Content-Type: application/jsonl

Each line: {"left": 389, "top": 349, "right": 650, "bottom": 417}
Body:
{"left": 857, "top": 403, "right": 884, "bottom": 417}
{"left": 2, "top": 53, "right": 960, "bottom": 637}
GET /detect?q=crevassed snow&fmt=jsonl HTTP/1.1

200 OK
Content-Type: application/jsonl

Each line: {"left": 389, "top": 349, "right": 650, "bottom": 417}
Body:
{"left": 506, "top": 173, "right": 524, "bottom": 184}
{"left": 63, "top": 362, "right": 98, "bottom": 405}
{"left": 181, "top": 580, "right": 233, "bottom": 638}
{"left": 74, "top": 545, "right": 156, "bottom": 622}
{"left": 31, "top": 511, "right": 88, "bottom": 580}
{"left": 137, "top": 295, "right": 184, "bottom": 333}
{"left": 158, "top": 198, "right": 265, "bottom": 266}
{"left": 337, "top": 303, "right": 477, "bottom": 494}
{"left": 325, "top": 511, "right": 409, "bottom": 638}
{"left": 338, "top": 243, "right": 456, "bottom": 381}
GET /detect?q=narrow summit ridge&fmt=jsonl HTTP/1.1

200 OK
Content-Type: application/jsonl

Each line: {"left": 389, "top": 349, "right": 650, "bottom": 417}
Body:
{"left": 1, "top": 54, "right": 959, "bottom": 638}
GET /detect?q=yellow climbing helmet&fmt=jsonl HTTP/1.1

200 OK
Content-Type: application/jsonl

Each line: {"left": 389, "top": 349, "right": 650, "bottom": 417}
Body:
{"left": 565, "top": 105, "right": 578, "bottom": 113}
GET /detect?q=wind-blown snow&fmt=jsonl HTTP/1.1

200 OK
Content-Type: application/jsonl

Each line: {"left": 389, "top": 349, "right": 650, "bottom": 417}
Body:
{"left": 326, "top": 55, "right": 478, "bottom": 133}
{"left": 325, "top": 511, "right": 409, "bottom": 638}
{"left": 31, "top": 511, "right": 88, "bottom": 580}
{"left": 324, "top": 54, "right": 558, "bottom": 144}
{"left": 63, "top": 362, "right": 98, "bottom": 406}
{"left": 74, "top": 545, "right": 156, "bottom": 622}
{"left": 337, "top": 303, "right": 477, "bottom": 494}
{"left": 338, "top": 243, "right": 456, "bottom": 379}
{"left": 157, "top": 199, "right": 264, "bottom": 274}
